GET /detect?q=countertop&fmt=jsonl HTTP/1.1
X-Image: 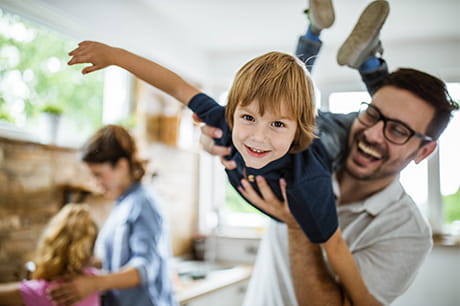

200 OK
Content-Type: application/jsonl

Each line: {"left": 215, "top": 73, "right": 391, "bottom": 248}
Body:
{"left": 174, "top": 263, "right": 253, "bottom": 304}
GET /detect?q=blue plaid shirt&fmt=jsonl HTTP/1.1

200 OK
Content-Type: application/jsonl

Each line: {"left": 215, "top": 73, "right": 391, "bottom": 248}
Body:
{"left": 96, "top": 183, "right": 177, "bottom": 306}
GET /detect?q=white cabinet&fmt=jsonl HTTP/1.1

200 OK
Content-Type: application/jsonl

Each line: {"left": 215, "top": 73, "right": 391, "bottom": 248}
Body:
{"left": 181, "top": 279, "right": 248, "bottom": 306}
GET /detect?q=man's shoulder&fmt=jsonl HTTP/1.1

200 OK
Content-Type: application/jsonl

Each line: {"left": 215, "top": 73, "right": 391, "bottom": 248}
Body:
{"left": 375, "top": 180, "right": 432, "bottom": 238}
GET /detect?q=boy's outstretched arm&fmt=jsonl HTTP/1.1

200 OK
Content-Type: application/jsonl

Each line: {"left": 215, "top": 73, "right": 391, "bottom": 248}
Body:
{"left": 68, "top": 41, "right": 200, "bottom": 105}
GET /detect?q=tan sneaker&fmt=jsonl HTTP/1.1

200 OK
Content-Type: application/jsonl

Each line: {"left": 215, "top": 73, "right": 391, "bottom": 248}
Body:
{"left": 337, "top": 0, "right": 389, "bottom": 69}
{"left": 307, "top": 0, "right": 335, "bottom": 31}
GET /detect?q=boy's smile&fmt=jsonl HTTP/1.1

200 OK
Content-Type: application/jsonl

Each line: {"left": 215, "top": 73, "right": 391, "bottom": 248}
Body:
{"left": 232, "top": 100, "right": 297, "bottom": 169}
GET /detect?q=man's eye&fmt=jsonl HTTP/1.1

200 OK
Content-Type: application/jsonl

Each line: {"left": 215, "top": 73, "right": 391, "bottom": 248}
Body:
{"left": 365, "top": 110, "right": 380, "bottom": 121}
{"left": 242, "top": 114, "right": 254, "bottom": 121}
{"left": 271, "top": 121, "right": 285, "bottom": 128}
{"left": 388, "top": 124, "right": 410, "bottom": 138}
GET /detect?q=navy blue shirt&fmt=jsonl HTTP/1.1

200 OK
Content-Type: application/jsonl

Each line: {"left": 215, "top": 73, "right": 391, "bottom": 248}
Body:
{"left": 189, "top": 93, "right": 338, "bottom": 243}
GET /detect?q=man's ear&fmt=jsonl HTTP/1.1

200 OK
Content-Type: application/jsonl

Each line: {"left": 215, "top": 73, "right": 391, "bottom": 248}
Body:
{"left": 414, "top": 141, "right": 437, "bottom": 164}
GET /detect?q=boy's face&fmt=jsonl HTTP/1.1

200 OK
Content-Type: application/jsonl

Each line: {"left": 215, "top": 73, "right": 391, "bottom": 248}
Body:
{"left": 344, "top": 86, "right": 436, "bottom": 182}
{"left": 232, "top": 100, "right": 297, "bottom": 169}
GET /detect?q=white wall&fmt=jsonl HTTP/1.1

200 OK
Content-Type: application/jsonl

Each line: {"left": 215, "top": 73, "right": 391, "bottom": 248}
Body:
{"left": 393, "top": 246, "right": 460, "bottom": 306}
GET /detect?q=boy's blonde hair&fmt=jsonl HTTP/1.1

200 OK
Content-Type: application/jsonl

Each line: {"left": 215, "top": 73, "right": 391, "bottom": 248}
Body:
{"left": 32, "top": 203, "right": 98, "bottom": 281}
{"left": 225, "top": 51, "right": 316, "bottom": 153}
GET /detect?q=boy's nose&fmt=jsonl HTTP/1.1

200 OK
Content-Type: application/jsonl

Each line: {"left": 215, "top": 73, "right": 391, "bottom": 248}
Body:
{"left": 251, "top": 124, "right": 267, "bottom": 141}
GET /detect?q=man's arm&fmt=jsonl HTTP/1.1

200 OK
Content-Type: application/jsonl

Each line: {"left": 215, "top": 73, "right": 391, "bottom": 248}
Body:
{"left": 68, "top": 41, "right": 199, "bottom": 105}
{"left": 288, "top": 226, "right": 348, "bottom": 305}
{"left": 239, "top": 176, "right": 380, "bottom": 306}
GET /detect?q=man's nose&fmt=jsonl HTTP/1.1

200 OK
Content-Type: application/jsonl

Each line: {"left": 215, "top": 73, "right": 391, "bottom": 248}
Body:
{"left": 363, "top": 120, "right": 386, "bottom": 143}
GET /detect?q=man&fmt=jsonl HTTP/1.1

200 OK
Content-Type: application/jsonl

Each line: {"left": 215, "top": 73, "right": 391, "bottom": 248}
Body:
{"left": 198, "top": 1, "right": 458, "bottom": 305}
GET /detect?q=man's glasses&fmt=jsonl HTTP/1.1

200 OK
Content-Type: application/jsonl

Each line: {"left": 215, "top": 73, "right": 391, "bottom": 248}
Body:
{"left": 357, "top": 102, "right": 433, "bottom": 145}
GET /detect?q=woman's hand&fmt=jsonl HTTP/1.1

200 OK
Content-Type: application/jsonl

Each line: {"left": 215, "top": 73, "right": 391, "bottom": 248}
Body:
{"left": 68, "top": 41, "right": 119, "bottom": 74}
{"left": 47, "top": 275, "right": 97, "bottom": 306}
{"left": 238, "top": 176, "right": 299, "bottom": 229}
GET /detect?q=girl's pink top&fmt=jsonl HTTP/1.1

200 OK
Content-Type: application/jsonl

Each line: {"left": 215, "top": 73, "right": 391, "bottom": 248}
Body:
{"left": 19, "top": 267, "right": 100, "bottom": 306}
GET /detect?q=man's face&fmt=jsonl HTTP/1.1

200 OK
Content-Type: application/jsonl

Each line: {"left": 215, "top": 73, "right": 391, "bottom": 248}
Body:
{"left": 344, "top": 86, "right": 436, "bottom": 181}
{"left": 232, "top": 100, "right": 297, "bottom": 169}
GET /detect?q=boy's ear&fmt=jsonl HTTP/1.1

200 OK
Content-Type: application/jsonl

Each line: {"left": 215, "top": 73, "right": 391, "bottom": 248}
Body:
{"left": 414, "top": 141, "right": 437, "bottom": 164}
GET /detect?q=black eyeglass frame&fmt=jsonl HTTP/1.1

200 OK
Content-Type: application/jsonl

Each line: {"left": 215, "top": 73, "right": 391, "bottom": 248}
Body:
{"left": 357, "top": 102, "right": 434, "bottom": 145}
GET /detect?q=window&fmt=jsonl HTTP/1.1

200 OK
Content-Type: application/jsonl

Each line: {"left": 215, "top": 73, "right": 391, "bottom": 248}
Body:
{"left": 440, "top": 83, "right": 460, "bottom": 234}
{"left": 0, "top": 9, "right": 104, "bottom": 146}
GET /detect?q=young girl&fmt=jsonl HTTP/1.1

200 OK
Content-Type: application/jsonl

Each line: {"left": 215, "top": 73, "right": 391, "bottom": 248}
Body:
{"left": 0, "top": 203, "right": 100, "bottom": 306}
{"left": 66, "top": 41, "right": 375, "bottom": 304}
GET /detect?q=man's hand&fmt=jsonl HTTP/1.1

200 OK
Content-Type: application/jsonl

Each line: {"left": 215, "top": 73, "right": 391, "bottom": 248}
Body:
{"left": 47, "top": 275, "right": 97, "bottom": 306}
{"left": 238, "top": 176, "right": 299, "bottom": 229}
{"left": 193, "top": 113, "right": 236, "bottom": 170}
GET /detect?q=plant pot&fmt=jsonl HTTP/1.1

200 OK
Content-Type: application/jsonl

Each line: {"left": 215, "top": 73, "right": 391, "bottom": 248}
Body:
{"left": 39, "top": 112, "right": 61, "bottom": 144}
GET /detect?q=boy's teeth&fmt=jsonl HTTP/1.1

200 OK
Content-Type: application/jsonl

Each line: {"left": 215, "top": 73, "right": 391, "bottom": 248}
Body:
{"left": 358, "top": 141, "right": 382, "bottom": 159}
{"left": 250, "top": 147, "right": 265, "bottom": 153}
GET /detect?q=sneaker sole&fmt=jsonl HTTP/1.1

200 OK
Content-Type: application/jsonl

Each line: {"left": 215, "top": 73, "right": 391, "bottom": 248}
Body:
{"left": 310, "top": 0, "right": 335, "bottom": 29}
{"left": 337, "top": 0, "right": 389, "bottom": 68}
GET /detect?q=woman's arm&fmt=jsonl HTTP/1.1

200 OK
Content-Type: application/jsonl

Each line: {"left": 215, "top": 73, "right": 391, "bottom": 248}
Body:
{"left": 0, "top": 282, "right": 23, "bottom": 305}
{"left": 68, "top": 41, "right": 199, "bottom": 105}
{"left": 47, "top": 267, "right": 140, "bottom": 306}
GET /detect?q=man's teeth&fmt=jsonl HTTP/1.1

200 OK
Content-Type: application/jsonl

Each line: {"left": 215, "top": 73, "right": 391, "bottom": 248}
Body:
{"left": 358, "top": 141, "right": 382, "bottom": 159}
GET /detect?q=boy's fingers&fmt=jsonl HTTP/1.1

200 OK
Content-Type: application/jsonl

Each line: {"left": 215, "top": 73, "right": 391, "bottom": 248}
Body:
{"left": 82, "top": 65, "right": 98, "bottom": 74}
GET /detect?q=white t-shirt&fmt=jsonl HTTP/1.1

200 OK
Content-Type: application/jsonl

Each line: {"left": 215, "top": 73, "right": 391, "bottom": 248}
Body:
{"left": 243, "top": 175, "right": 433, "bottom": 306}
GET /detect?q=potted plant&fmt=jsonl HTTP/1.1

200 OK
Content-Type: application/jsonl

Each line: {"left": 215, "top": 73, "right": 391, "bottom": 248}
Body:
{"left": 40, "top": 104, "right": 63, "bottom": 144}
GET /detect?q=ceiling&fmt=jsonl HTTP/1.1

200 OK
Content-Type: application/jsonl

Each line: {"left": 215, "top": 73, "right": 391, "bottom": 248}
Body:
{"left": 140, "top": 0, "right": 459, "bottom": 51}
{"left": 1, "top": 0, "right": 459, "bottom": 90}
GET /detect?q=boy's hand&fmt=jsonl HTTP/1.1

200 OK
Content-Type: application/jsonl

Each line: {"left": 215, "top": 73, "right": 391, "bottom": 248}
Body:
{"left": 193, "top": 113, "right": 236, "bottom": 170}
{"left": 238, "top": 176, "right": 299, "bottom": 229}
{"left": 68, "top": 41, "right": 117, "bottom": 74}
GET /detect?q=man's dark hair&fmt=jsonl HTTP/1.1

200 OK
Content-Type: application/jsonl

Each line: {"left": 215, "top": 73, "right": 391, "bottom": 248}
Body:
{"left": 382, "top": 68, "right": 458, "bottom": 140}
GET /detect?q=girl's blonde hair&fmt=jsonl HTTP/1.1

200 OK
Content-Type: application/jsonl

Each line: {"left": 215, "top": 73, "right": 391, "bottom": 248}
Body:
{"left": 225, "top": 51, "right": 316, "bottom": 153}
{"left": 32, "top": 204, "right": 98, "bottom": 281}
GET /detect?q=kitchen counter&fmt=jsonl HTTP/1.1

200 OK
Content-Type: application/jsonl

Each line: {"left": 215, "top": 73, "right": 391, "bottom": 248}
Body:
{"left": 174, "top": 263, "right": 253, "bottom": 304}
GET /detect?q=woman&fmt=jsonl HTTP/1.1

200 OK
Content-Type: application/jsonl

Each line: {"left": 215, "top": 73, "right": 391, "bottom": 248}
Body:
{"left": 0, "top": 203, "right": 100, "bottom": 306}
{"left": 48, "top": 125, "right": 177, "bottom": 306}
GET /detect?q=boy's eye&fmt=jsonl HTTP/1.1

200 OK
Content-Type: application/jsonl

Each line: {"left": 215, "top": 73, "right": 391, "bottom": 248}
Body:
{"left": 271, "top": 121, "right": 285, "bottom": 128}
{"left": 242, "top": 114, "right": 255, "bottom": 121}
